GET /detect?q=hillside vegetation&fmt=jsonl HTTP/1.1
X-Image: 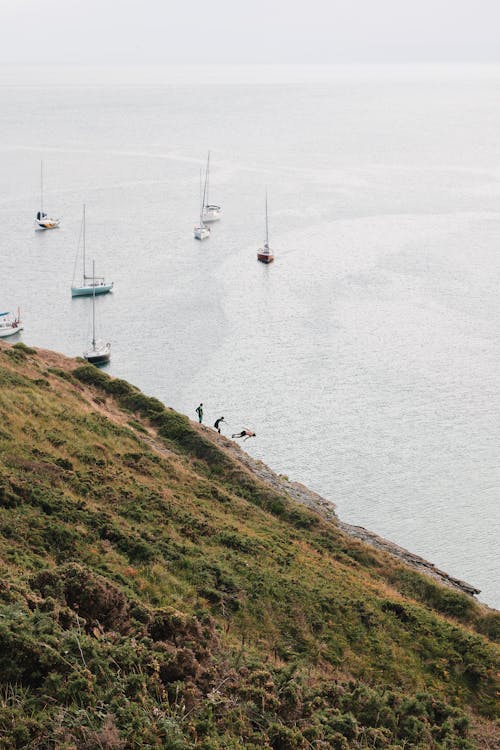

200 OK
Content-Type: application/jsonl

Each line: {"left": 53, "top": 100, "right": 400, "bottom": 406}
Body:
{"left": 0, "top": 342, "right": 498, "bottom": 750}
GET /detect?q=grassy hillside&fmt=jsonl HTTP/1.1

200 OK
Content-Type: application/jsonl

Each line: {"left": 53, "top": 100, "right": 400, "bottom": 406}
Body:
{"left": 0, "top": 342, "right": 498, "bottom": 750}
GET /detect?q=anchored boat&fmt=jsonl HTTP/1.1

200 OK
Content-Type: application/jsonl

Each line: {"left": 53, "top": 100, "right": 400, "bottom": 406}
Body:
{"left": 0, "top": 309, "right": 23, "bottom": 338}
{"left": 83, "top": 260, "right": 111, "bottom": 366}
{"left": 34, "top": 161, "right": 60, "bottom": 230}
{"left": 257, "top": 191, "right": 274, "bottom": 264}
{"left": 202, "top": 151, "right": 222, "bottom": 223}
{"left": 194, "top": 168, "right": 211, "bottom": 240}
{"left": 71, "top": 205, "right": 113, "bottom": 296}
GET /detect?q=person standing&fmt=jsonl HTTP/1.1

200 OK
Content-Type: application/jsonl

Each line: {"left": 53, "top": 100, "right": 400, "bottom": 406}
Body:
{"left": 214, "top": 416, "right": 225, "bottom": 434}
{"left": 196, "top": 403, "right": 203, "bottom": 423}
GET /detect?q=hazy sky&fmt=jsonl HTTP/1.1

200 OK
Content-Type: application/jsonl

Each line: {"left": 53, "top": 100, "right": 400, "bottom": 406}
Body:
{"left": 1, "top": 0, "right": 499, "bottom": 64}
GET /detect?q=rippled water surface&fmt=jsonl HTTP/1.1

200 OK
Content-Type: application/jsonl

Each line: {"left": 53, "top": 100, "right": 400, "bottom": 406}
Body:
{"left": 1, "top": 64, "right": 498, "bottom": 607}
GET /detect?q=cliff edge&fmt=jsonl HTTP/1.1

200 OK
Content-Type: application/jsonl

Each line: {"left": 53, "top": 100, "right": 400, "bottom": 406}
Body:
{"left": 0, "top": 341, "right": 498, "bottom": 749}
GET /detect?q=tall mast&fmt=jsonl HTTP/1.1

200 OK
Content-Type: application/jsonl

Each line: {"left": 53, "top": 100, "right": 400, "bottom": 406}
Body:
{"left": 205, "top": 151, "right": 210, "bottom": 207}
{"left": 265, "top": 190, "right": 269, "bottom": 246}
{"left": 201, "top": 164, "right": 209, "bottom": 223}
{"left": 40, "top": 161, "right": 44, "bottom": 214}
{"left": 82, "top": 205, "right": 86, "bottom": 280}
{"left": 91, "top": 260, "right": 96, "bottom": 349}
{"left": 199, "top": 169, "right": 203, "bottom": 224}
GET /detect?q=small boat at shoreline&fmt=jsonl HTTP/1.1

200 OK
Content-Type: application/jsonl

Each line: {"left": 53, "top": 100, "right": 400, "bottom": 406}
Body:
{"left": 202, "top": 151, "right": 222, "bottom": 223}
{"left": 0, "top": 308, "right": 23, "bottom": 338}
{"left": 257, "top": 191, "right": 274, "bottom": 264}
{"left": 84, "top": 260, "right": 111, "bottom": 366}
{"left": 71, "top": 205, "right": 113, "bottom": 297}
{"left": 35, "top": 161, "right": 60, "bottom": 230}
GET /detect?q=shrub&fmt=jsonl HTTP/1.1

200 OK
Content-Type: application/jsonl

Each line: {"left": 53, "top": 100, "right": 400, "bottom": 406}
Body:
{"left": 47, "top": 366, "right": 75, "bottom": 381}
{"left": 12, "top": 343, "right": 36, "bottom": 355}
{"left": 148, "top": 607, "right": 204, "bottom": 646}
{"left": 476, "top": 611, "right": 500, "bottom": 642}
{"left": 217, "top": 531, "right": 258, "bottom": 554}
{"left": 269, "top": 723, "right": 306, "bottom": 750}
{"left": 31, "top": 564, "right": 130, "bottom": 632}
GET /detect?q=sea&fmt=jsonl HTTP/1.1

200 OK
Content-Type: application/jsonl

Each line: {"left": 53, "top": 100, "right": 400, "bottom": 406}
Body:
{"left": 0, "top": 64, "right": 498, "bottom": 608}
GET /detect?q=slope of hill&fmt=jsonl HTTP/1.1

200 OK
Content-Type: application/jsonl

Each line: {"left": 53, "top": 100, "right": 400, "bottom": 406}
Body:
{"left": 0, "top": 342, "right": 498, "bottom": 750}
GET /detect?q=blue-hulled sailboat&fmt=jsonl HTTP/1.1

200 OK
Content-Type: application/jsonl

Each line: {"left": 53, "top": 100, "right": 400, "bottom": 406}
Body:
{"left": 71, "top": 205, "right": 113, "bottom": 297}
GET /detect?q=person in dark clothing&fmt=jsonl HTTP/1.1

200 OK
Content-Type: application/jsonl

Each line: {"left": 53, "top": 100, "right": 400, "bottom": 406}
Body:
{"left": 231, "top": 429, "right": 256, "bottom": 441}
{"left": 214, "top": 416, "right": 225, "bottom": 434}
{"left": 196, "top": 403, "right": 203, "bottom": 423}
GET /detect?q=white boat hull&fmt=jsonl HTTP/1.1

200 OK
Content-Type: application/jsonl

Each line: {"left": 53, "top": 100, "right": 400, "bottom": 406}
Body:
{"left": 202, "top": 206, "right": 222, "bottom": 223}
{"left": 194, "top": 225, "right": 210, "bottom": 240}
{"left": 0, "top": 323, "right": 24, "bottom": 338}
{"left": 71, "top": 282, "right": 114, "bottom": 297}
{"left": 0, "top": 311, "right": 23, "bottom": 338}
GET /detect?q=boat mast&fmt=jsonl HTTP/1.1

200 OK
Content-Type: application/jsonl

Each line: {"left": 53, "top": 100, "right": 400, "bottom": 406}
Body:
{"left": 205, "top": 151, "right": 210, "bottom": 208}
{"left": 91, "top": 259, "right": 96, "bottom": 349}
{"left": 82, "top": 205, "right": 87, "bottom": 281}
{"left": 201, "top": 162, "right": 208, "bottom": 216}
{"left": 199, "top": 169, "right": 204, "bottom": 225}
{"left": 40, "top": 161, "right": 43, "bottom": 214}
{"left": 265, "top": 190, "right": 269, "bottom": 247}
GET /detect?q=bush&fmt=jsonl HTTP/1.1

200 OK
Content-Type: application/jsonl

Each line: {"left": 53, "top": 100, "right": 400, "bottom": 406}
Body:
{"left": 31, "top": 564, "right": 130, "bottom": 632}
{"left": 148, "top": 607, "right": 204, "bottom": 646}
{"left": 269, "top": 723, "right": 306, "bottom": 750}
{"left": 12, "top": 343, "right": 36, "bottom": 355}
{"left": 47, "top": 366, "right": 75, "bottom": 382}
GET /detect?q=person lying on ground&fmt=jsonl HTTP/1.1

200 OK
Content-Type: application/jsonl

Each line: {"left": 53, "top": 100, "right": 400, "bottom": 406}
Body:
{"left": 231, "top": 429, "right": 256, "bottom": 441}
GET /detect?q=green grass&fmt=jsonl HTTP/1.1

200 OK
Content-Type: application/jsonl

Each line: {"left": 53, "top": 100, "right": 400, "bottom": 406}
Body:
{"left": 0, "top": 345, "right": 498, "bottom": 749}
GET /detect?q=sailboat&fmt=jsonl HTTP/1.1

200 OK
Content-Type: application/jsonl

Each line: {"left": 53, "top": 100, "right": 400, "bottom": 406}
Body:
{"left": 84, "top": 260, "right": 111, "bottom": 366}
{"left": 0, "top": 308, "right": 23, "bottom": 338}
{"left": 257, "top": 191, "right": 274, "bottom": 264}
{"left": 34, "top": 161, "right": 60, "bottom": 230}
{"left": 202, "top": 151, "right": 222, "bottom": 223}
{"left": 194, "top": 168, "right": 210, "bottom": 240}
{"left": 71, "top": 205, "right": 113, "bottom": 296}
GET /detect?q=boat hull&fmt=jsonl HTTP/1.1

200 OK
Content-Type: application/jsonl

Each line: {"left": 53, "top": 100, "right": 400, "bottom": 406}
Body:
{"left": 85, "top": 353, "right": 110, "bottom": 366}
{"left": 71, "top": 283, "right": 113, "bottom": 297}
{"left": 202, "top": 206, "right": 222, "bottom": 223}
{"left": 35, "top": 218, "right": 60, "bottom": 231}
{"left": 0, "top": 323, "right": 24, "bottom": 339}
{"left": 194, "top": 226, "right": 210, "bottom": 240}
{"left": 257, "top": 252, "right": 274, "bottom": 263}
{"left": 84, "top": 343, "right": 111, "bottom": 366}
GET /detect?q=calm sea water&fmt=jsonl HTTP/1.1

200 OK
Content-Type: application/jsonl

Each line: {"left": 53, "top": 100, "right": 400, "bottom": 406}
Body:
{"left": 1, "top": 65, "right": 498, "bottom": 608}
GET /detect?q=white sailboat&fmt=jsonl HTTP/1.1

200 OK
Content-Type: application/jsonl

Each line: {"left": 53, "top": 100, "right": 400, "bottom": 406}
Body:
{"left": 34, "top": 161, "right": 60, "bottom": 230}
{"left": 84, "top": 260, "right": 111, "bottom": 366}
{"left": 0, "top": 308, "right": 23, "bottom": 338}
{"left": 194, "top": 168, "right": 210, "bottom": 240}
{"left": 257, "top": 191, "right": 274, "bottom": 264}
{"left": 71, "top": 205, "right": 113, "bottom": 296}
{"left": 202, "top": 151, "right": 222, "bottom": 223}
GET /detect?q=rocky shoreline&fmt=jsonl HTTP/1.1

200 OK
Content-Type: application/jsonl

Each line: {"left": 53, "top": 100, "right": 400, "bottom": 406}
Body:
{"left": 0, "top": 340, "right": 481, "bottom": 601}
{"left": 215, "top": 431, "right": 481, "bottom": 599}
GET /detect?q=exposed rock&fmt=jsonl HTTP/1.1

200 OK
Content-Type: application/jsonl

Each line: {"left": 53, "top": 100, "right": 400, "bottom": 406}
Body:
{"left": 212, "top": 430, "right": 481, "bottom": 598}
